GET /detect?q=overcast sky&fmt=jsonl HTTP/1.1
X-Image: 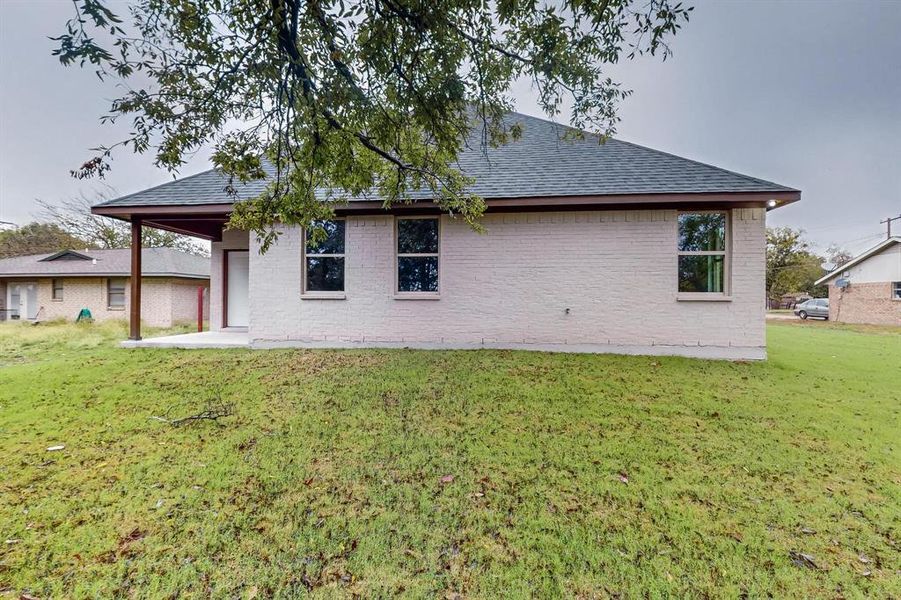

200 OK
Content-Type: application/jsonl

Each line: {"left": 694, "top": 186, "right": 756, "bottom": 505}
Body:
{"left": 1, "top": 0, "right": 899, "bottom": 254}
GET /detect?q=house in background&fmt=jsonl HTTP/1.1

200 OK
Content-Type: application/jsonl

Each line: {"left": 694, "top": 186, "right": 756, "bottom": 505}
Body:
{"left": 815, "top": 237, "right": 901, "bottom": 326}
{"left": 0, "top": 248, "right": 210, "bottom": 327}
{"left": 92, "top": 112, "right": 801, "bottom": 359}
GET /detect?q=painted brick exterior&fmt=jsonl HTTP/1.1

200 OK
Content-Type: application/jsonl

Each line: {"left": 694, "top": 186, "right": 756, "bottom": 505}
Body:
{"left": 210, "top": 208, "right": 767, "bottom": 359}
{"left": 0, "top": 277, "right": 208, "bottom": 327}
{"left": 829, "top": 282, "right": 901, "bottom": 326}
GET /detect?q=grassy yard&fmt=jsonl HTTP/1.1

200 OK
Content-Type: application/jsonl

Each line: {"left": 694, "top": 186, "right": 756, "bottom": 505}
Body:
{"left": 0, "top": 321, "right": 898, "bottom": 599}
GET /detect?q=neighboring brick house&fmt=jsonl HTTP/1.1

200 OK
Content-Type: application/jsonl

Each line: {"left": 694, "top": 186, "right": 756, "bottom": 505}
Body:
{"left": 92, "top": 112, "right": 801, "bottom": 359}
{"left": 815, "top": 237, "right": 901, "bottom": 326}
{"left": 0, "top": 248, "right": 209, "bottom": 327}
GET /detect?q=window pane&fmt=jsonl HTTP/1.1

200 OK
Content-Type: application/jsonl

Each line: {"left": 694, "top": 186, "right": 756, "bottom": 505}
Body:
{"left": 893, "top": 283, "right": 901, "bottom": 299}
{"left": 398, "top": 219, "right": 439, "bottom": 254}
{"left": 306, "top": 257, "right": 345, "bottom": 292}
{"left": 52, "top": 279, "right": 63, "bottom": 300}
{"left": 398, "top": 256, "right": 438, "bottom": 292}
{"left": 678, "top": 213, "right": 726, "bottom": 252}
{"left": 678, "top": 255, "right": 725, "bottom": 293}
{"left": 306, "top": 220, "right": 345, "bottom": 254}
{"left": 108, "top": 278, "right": 126, "bottom": 307}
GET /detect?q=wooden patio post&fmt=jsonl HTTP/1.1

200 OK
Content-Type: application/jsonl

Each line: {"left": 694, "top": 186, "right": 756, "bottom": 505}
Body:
{"left": 129, "top": 218, "right": 142, "bottom": 340}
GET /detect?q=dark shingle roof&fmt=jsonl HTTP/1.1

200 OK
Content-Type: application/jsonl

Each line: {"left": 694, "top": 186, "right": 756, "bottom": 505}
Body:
{"left": 95, "top": 111, "right": 797, "bottom": 209}
{"left": 0, "top": 248, "right": 209, "bottom": 279}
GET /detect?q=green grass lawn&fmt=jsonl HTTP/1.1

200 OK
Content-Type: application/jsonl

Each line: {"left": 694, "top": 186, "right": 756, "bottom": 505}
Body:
{"left": 1, "top": 321, "right": 898, "bottom": 598}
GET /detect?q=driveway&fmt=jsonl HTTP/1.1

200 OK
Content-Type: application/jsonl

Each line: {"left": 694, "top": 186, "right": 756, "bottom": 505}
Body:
{"left": 766, "top": 311, "right": 798, "bottom": 321}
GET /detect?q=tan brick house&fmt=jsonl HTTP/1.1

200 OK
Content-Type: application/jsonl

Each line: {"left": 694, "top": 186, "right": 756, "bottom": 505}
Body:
{"left": 816, "top": 237, "right": 901, "bottom": 326}
{"left": 91, "top": 112, "right": 801, "bottom": 359}
{"left": 0, "top": 248, "right": 209, "bottom": 327}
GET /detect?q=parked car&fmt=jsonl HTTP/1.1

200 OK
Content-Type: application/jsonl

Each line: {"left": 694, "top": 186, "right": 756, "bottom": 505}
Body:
{"left": 793, "top": 298, "right": 829, "bottom": 320}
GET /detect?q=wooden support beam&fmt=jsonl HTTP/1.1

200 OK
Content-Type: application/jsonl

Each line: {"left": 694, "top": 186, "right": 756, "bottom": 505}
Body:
{"left": 129, "top": 219, "right": 142, "bottom": 340}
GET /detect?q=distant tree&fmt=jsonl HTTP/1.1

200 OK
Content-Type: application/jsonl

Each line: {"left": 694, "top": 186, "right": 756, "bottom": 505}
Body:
{"left": 37, "top": 194, "right": 209, "bottom": 257}
{"left": 766, "top": 227, "right": 827, "bottom": 302}
{"left": 824, "top": 244, "right": 853, "bottom": 269}
{"left": 0, "top": 222, "right": 91, "bottom": 259}
{"left": 54, "top": 0, "right": 692, "bottom": 250}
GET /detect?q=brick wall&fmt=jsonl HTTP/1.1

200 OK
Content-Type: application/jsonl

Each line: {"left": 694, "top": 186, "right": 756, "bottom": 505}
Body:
{"left": 35, "top": 277, "right": 122, "bottom": 323}
{"left": 169, "top": 279, "right": 210, "bottom": 326}
{"left": 240, "top": 208, "right": 767, "bottom": 359}
{"left": 0, "top": 277, "right": 208, "bottom": 327}
{"left": 829, "top": 282, "right": 901, "bottom": 326}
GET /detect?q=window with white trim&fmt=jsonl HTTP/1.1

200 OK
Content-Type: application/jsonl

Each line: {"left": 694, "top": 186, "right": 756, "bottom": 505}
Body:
{"left": 677, "top": 212, "right": 728, "bottom": 293}
{"left": 107, "top": 278, "right": 126, "bottom": 308}
{"left": 893, "top": 282, "right": 901, "bottom": 300}
{"left": 396, "top": 217, "right": 439, "bottom": 293}
{"left": 304, "top": 220, "right": 345, "bottom": 292}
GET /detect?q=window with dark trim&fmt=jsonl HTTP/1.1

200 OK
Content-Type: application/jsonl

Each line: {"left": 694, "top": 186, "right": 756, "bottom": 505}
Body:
{"left": 677, "top": 212, "right": 728, "bottom": 293}
{"left": 304, "top": 220, "right": 345, "bottom": 292}
{"left": 107, "top": 278, "right": 126, "bottom": 308}
{"left": 397, "top": 218, "right": 439, "bottom": 293}
{"left": 893, "top": 282, "right": 901, "bottom": 300}
{"left": 52, "top": 279, "right": 64, "bottom": 301}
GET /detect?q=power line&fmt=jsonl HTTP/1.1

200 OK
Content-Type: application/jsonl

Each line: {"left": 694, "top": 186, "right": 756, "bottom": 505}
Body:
{"left": 879, "top": 214, "right": 901, "bottom": 239}
{"left": 825, "top": 231, "right": 884, "bottom": 248}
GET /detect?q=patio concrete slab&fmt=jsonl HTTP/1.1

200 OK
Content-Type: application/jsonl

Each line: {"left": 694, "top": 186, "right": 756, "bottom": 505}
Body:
{"left": 121, "top": 329, "right": 249, "bottom": 349}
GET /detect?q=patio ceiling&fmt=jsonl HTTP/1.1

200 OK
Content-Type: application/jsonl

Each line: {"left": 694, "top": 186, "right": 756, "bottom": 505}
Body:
{"left": 92, "top": 203, "right": 233, "bottom": 241}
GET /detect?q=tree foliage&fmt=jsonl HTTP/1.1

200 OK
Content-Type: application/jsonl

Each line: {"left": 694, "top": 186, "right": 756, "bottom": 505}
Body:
{"left": 0, "top": 223, "right": 91, "bottom": 259}
{"left": 766, "top": 227, "right": 827, "bottom": 301}
{"left": 824, "top": 243, "right": 853, "bottom": 269}
{"left": 54, "top": 0, "right": 692, "bottom": 248}
{"left": 37, "top": 195, "right": 209, "bottom": 256}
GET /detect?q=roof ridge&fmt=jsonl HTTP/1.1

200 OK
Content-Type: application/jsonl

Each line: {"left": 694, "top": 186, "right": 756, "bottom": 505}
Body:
{"left": 93, "top": 109, "right": 800, "bottom": 210}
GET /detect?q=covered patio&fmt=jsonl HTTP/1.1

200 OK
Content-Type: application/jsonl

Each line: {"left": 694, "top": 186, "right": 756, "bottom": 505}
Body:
{"left": 120, "top": 329, "right": 249, "bottom": 349}
{"left": 91, "top": 203, "right": 233, "bottom": 342}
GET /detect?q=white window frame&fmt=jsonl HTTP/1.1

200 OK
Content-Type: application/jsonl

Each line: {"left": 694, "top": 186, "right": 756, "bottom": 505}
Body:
{"left": 301, "top": 219, "right": 346, "bottom": 299}
{"left": 676, "top": 210, "right": 731, "bottom": 301}
{"left": 107, "top": 277, "right": 126, "bottom": 309}
{"left": 892, "top": 281, "right": 901, "bottom": 301}
{"left": 395, "top": 216, "right": 441, "bottom": 299}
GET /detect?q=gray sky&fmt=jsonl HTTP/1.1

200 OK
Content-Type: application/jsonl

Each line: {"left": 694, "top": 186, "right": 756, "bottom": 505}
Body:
{"left": 1, "top": 0, "right": 899, "bottom": 254}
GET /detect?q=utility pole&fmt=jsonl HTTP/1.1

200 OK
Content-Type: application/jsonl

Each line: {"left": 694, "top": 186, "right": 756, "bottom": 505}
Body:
{"left": 880, "top": 214, "right": 901, "bottom": 239}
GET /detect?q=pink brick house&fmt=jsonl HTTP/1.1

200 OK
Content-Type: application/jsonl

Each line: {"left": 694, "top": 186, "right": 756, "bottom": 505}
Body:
{"left": 93, "top": 113, "right": 800, "bottom": 359}
{"left": 0, "top": 248, "right": 209, "bottom": 328}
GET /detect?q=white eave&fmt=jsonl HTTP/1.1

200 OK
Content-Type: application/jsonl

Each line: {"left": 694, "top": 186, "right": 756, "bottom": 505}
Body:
{"left": 815, "top": 237, "right": 900, "bottom": 285}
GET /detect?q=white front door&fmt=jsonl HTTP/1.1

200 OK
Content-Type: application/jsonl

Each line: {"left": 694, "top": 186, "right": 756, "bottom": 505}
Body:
{"left": 226, "top": 251, "right": 250, "bottom": 328}
{"left": 7, "top": 282, "right": 38, "bottom": 320}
